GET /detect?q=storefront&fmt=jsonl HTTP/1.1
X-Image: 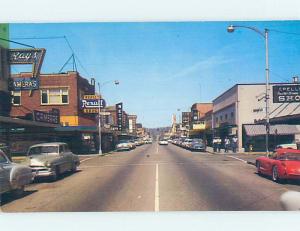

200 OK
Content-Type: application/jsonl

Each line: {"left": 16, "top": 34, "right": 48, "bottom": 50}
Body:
{"left": 243, "top": 124, "right": 300, "bottom": 151}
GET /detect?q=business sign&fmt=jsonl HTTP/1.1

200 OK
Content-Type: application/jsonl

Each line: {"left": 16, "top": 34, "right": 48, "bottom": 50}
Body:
{"left": 192, "top": 123, "right": 205, "bottom": 131}
{"left": 80, "top": 95, "right": 106, "bottom": 114}
{"left": 33, "top": 109, "right": 60, "bottom": 124}
{"left": 116, "top": 103, "right": 123, "bottom": 131}
{"left": 11, "top": 77, "right": 39, "bottom": 90}
{"left": 8, "top": 48, "right": 46, "bottom": 78}
{"left": 273, "top": 85, "right": 300, "bottom": 103}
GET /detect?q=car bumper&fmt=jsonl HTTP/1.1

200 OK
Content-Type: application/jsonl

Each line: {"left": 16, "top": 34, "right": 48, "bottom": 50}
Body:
{"left": 31, "top": 167, "right": 54, "bottom": 177}
{"left": 116, "top": 147, "right": 130, "bottom": 151}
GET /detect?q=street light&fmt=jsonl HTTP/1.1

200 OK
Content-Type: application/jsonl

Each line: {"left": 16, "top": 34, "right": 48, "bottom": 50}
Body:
{"left": 227, "top": 24, "right": 270, "bottom": 155}
{"left": 97, "top": 80, "right": 119, "bottom": 155}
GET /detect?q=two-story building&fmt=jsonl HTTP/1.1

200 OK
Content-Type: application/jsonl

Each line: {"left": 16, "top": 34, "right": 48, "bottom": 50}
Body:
{"left": 212, "top": 82, "right": 300, "bottom": 151}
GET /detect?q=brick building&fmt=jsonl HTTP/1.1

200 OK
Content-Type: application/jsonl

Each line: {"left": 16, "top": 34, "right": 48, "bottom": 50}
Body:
{"left": 10, "top": 71, "right": 96, "bottom": 126}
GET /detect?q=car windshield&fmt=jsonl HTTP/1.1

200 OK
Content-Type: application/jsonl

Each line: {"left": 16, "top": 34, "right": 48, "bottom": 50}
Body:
{"left": 29, "top": 146, "right": 59, "bottom": 155}
{"left": 278, "top": 153, "right": 300, "bottom": 161}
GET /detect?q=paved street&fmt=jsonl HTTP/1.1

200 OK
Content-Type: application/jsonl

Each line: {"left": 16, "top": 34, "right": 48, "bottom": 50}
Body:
{"left": 1, "top": 142, "right": 300, "bottom": 212}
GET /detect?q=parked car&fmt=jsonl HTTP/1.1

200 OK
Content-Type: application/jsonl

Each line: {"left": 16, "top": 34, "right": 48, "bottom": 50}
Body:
{"left": 256, "top": 148, "right": 300, "bottom": 182}
{"left": 27, "top": 142, "right": 80, "bottom": 181}
{"left": 182, "top": 139, "right": 193, "bottom": 149}
{"left": 276, "top": 143, "right": 297, "bottom": 150}
{"left": 116, "top": 141, "right": 131, "bottom": 151}
{"left": 159, "top": 139, "right": 168, "bottom": 145}
{"left": 190, "top": 139, "right": 206, "bottom": 152}
{"left": 0, "top": 149, "right": 33, "bottom": 197}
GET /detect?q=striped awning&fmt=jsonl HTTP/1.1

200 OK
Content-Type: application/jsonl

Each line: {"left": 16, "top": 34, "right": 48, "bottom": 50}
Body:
{"left": 244, "top": 124, "right": 300, "bottom": 136}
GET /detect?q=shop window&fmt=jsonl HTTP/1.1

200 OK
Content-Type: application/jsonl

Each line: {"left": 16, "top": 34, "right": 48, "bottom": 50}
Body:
{"left": 41, "top": 88, "right": 69, "bottom": 105}
{"left": 11, "top": 91, "right": 21, "bottom": 105}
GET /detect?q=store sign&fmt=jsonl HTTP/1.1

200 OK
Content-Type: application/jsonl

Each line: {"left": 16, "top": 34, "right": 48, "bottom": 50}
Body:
{"left": 80, "top": 95, "right": 106, "bottom": 114}
{"left": 116, "top": 103, "right": 123, "bottom": 131}
{"left": 11, "top": 77, "right": 39, "bottom": 90}
{"left": 192, "top": 123, "right": 205, "bottom": 130}
{"left": 273, "top": 85, "right": 300, "bottom": 103}
{"left": 33, "top": 109, "right": 60, "bottom": 124}
{"left": 8, "top": 48, "right": 46, "bottom": 78}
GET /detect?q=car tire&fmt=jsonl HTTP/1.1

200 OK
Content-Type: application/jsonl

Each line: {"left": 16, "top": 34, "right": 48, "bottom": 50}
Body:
{"left": 272, "top": 165, "right": 279, "bottom": 182}
{"left": 51, "top": 166, "right": 59, "bottom": 182}
{"left": 12, "top": 185, "right": 24, "bottom": 198}
{"left": 256, "top": 161, "right": 261, "bottom": 175}
{"left": 71, "top": 162, "right": 77, "bottom": 173}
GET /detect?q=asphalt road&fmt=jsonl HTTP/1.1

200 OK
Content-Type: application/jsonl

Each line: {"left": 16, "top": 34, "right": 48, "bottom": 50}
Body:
{"left": 1, "top": 142, "right": 300, "bottom": 212}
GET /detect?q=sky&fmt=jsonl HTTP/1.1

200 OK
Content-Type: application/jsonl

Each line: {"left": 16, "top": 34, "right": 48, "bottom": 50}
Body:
{"left": 9, "top": 21, "right": 300, "bottom": 127}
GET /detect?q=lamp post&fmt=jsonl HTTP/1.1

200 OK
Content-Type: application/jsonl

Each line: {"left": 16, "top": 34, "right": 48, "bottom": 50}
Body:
{"left": 227, "top": 25, "right": 270, "bottom": 155}
{"left": 97, "top": 80, "right": 119, "bottom": 155}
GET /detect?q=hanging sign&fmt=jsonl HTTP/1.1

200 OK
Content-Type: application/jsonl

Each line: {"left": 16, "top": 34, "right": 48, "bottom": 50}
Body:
{"left": 80, "top": 95, "right": 106, "bottom": 113}
{"left": 116, "top": 102, "right": 123, "bottom": 131}
{"left": 8, "top": 48, "right": 46, "bottom": 78}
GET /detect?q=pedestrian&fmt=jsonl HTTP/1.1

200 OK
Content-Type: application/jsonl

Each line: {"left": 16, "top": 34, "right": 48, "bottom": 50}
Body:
{"left": 217, "top": 137, "right": 222, "bottom": 153}
{"left": 232, "top": 136, "right": 238, "bottom": 153}
{"left": 212, "top": 137, "right": 218, "bottom": 152}
{"left": 224, "top": 137, "right": 230, "bottom": 153}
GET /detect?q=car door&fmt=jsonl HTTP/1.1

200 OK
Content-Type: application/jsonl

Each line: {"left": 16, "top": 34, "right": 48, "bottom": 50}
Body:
{"left": 0, "top": 152, "right": 12, "bottom": 193}
{"left": 63, "top": 144, "right": 73, "bottom": 170}
{"left": 57, "top": 145, "right": 68, "bottom": 173}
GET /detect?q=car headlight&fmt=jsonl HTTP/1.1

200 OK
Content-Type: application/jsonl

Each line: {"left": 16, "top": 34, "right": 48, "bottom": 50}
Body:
{"left": 44, "top": 161, "right": 51, "bottom": 167}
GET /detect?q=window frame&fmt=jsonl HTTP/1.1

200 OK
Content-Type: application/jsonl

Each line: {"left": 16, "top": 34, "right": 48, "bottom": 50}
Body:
{"left": 40, "top": 88, "right": 69, "bottom": 105}
{"left": 11, "top": 91, "right": 21, "bottom": 106}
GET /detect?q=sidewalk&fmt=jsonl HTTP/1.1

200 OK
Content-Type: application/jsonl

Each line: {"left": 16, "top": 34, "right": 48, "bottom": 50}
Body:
{"left": 206, "top": 146, "right": 266, "bottom": 155}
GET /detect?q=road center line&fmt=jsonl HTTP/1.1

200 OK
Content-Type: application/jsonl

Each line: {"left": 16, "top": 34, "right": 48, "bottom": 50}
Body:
{"left": 155, "top": 163, "right": 159, "bottom": 212}
{"left": 228, "top": 155, "right": 247, "bottom": 163}
{"left": 156, "top": 144, "right": 159, "bottom": 154}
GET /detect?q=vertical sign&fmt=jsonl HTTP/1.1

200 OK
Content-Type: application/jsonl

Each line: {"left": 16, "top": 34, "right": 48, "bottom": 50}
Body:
{"left": 116, "top": 103, "right": 123, "bottom": 131}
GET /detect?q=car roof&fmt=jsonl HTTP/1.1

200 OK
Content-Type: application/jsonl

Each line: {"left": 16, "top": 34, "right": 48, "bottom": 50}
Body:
{"left": 276, "top": 148, "right": 300, "bottom": 154}
{"left": 30, "top": 142, "right": 67, "bottom": 148}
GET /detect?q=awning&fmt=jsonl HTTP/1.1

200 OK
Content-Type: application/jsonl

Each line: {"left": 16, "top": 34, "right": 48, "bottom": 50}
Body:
{"left": 244, "top": 124, "right": 300, "bottom": 136}
{"left": 0, "top": 115, "right": 59, "bottom": 128}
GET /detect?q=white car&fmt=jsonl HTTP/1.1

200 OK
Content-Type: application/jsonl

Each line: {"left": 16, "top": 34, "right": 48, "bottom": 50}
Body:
{"left": 276, "top": 143, "right": 297, "bottom": 150}
{"left": 0, "top": 149, "right": 33, "bottom": 197}
{"left": 116, "top": 142, "right": 131, "bottom": 151}
{"left": 28, "top": 142, "right": 80, "bottom": 181}
{"left": 159, "top": 140, "right": 168, "bottom": 145}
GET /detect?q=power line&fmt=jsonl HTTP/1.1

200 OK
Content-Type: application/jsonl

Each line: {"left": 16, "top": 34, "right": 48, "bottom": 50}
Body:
{"left": 10, "top": 35, "right": 91, "bottom": 76}
{"left": 0, "top": 37, "right": 35, "bottom": 48}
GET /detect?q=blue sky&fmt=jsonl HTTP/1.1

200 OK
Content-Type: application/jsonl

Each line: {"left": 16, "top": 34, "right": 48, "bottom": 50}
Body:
{"left": 9, "top": 21, "right": 300, "bottom": 127}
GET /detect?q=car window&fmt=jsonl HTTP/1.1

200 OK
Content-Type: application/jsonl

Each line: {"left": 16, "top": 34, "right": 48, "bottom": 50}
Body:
{"left": 29, "top": 146, "right": 59, "bottom": 155}
{"left": 59, "top": 145, "right": 64, "bottom": 154}
{"left": 278, "top": 153, "right": 300, "bottom": 161}
{"left": 64, "top": 145, "right": 70, "bottom": 152}
{"left": 0, "top": 152, "right": 8, "bottom": 163}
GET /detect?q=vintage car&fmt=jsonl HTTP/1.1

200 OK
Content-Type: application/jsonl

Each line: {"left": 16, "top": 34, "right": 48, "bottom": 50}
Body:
{"left": 158, "top": 139, "right": 168, "bottom": 145}
{"left": 189, "top": 139, "right": 206, "bottom": 152}
{"left": 256, "top": 148, "right": 300, "bottom": 182}
{"left": 27, "top": 142, "right": 80, "bottom": 181}
{"left": 0, "top": 149, "right": 33, "bottom": 197}
{"left": 116, "top": 141, "right": 131, "bottom": 151}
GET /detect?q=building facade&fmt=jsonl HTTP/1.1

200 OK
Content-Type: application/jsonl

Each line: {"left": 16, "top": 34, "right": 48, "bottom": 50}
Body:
{"left": 10, "top": 71, "right": 96, "bottom": 126}
{"left": 212, "top": 83, "right": 300, "bottom": 151}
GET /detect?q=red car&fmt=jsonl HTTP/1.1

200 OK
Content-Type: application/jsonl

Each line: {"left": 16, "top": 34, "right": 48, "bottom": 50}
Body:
{"left": 256, "top": 148, "right": 300, "bottom": 182}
